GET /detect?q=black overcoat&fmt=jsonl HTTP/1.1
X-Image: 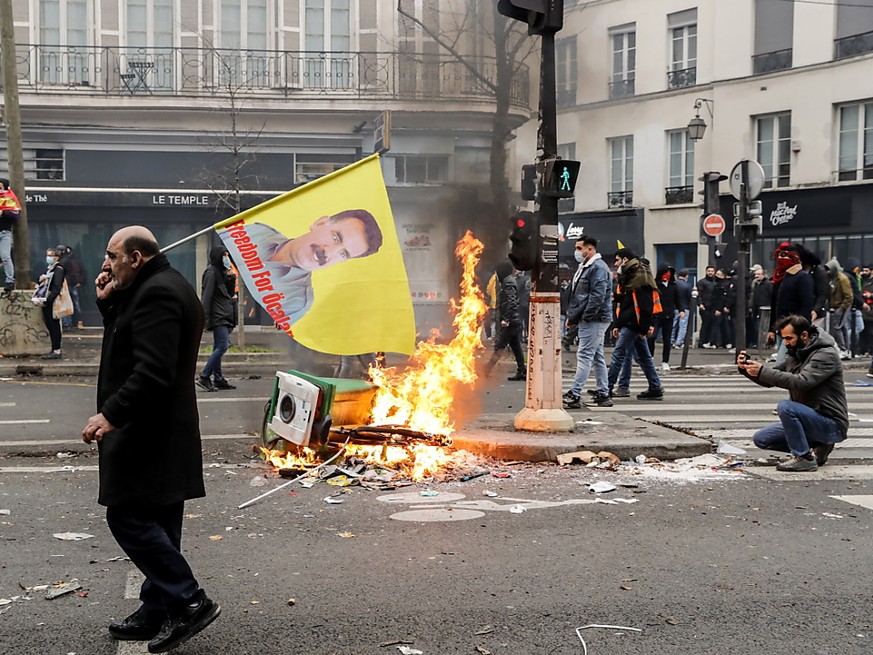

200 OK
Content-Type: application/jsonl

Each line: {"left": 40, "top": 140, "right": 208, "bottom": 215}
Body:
{"left": 95, "top": 254, "right": 206, "bottom": 507}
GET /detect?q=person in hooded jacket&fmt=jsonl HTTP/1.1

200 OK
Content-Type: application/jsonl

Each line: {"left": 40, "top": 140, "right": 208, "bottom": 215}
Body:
{"left": 196, "top": 247, "right": 237, "bottom": 392}
{"left": 482, "top": 260, "right": 526, "bottom": 381}
{"left": 647, "top": 263, "right": 676, "bottom": 370}
{"left": 36, "top": 246, "right": 66, "bottom": 359}
{"left": 796, "top": 245, "right": 828, "bottom": 330}
{"left": 825, "top": 257, "right": 853, "bottom": 357}
{"left": 737, "top": 314, "right": 848, "bottom": 472}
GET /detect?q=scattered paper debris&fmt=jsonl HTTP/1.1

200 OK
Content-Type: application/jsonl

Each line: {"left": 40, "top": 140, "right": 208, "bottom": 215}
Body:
{"left": 822, "top": 512, "right": 844, "bottom": 519}
{"left": 589, "top": 481, "right": 617, "bottom": 494}
{"left": 716, "top": 442, "right": 747, "bottom": 455}
{"left": 397, "top": 647, "right": 423, "bottom": 655}
{"left": 249, "top": 476, "right": 267, "bottom": 487}
{"left": 45, "top": 581, "right": 82, "bottom": 600}
{"left": 52, "top": 532, "right": 94, "bottom": 541}
{"left": 419, "top": 490, "right": 439, "bottom": 497}
{"left": 336, "top": 532, "right": 356, "bottom": 538}
{"left": 483, "top": 490, "right": 498, "bottom": 497}
{"left": 209, "top": 535, "right": 223, "bottom": 541}
{"left": 324, "top": 496, "right": 344, "bottom": 504}
{"left": 0, "top": 509, "right": 10, "bottom": 516}
{"left": 509, "top": 505, "right": 526, "bottom": 514}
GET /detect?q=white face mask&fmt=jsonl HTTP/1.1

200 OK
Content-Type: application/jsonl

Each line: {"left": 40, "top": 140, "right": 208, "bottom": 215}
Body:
{"left": 574, "top": 250, "right": 584, "bottom": 263}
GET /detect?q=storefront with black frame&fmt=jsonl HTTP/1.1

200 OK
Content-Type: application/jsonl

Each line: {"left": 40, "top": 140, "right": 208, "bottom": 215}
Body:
{"left": 558, "top": 208, "right": 645, "bottom": 281}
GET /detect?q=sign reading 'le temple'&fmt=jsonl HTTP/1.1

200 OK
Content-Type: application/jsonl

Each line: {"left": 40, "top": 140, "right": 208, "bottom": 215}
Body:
{"left": 769, "top": 201, "right": 798, "bottom": 226}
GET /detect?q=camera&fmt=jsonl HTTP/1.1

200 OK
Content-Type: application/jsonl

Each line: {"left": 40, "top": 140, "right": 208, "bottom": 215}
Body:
{"left": 738, "top": 352, "right": 750, "bottom": 365}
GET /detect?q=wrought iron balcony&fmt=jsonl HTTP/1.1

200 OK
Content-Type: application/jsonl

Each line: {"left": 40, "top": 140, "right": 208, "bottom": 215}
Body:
{"left": 835, "top": 30, "right": 873, "bottom": 60}
{"left": 666, "top": 66, "right": 696, "bottom": 90}
{"left": 4, "top": 44, "right": 529, "bottom": 108}
{"left": 752, "top": 49, "right": 792, "bottom": 75}
{"left": 665, "top": 185, "right": 693, "bottom": 205}
{"left": 607, "top": 190, "right": 633, "bottom": 208}
{"left": 608, "top": 77, "right": 635, "bottom": 100}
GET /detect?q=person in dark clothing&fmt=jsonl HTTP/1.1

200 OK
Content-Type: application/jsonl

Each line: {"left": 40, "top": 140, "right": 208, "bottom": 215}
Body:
{"left": 81, "top": 226, "right": 220, "bottom": 653}
{"left": 796, "top": 245, "right": 828, "bottom": 330}
{"left": 671, "top": 269, "right": 692, "bottom": 348}
{"left": 57, "top": 244, "right": 86, "bottom": 330}
{"left": 696, "top": 266, "right": 717, "bottom": 347}
{"left": 196, "top": 246, "right": 238, "bottom": 392}
{"left": 748, "top": 265, "right": 773, "bottom": 348}
{"left": 35, "top": 247, "right": 66, "bottom": 359}
{"left": 770, "top": 245, "right": 814, "bottom": 365}
{"left": 483, "top": 260, "right": 526, "bottom": 381}
{"left": 648, "top": 263, "right": 676, "bottom": 370}
{"left": 0, "top": 177, "right": 21, "bottom": 296}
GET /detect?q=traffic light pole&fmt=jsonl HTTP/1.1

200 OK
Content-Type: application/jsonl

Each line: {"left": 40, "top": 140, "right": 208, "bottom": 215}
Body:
{"left": 733, "top": 161, "right": 751, "bottom": 355}
{"left": 514, "top": 30, "right": 574, "bottom": 432}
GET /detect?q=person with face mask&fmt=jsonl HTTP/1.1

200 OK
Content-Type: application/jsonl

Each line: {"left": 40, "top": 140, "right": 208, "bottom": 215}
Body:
{"left": 562, "top": 236, "right": 613, "bottom": 408}
{"left": 34, "top": 247, "right": 66, "bottom": 358}
{"left": 860, "top": 264, "right": 873, "bottom": 360}
{"left": 737, "top": 314, "right": 848, "bottom": 472}
{"left": 196, "top": 247, "right": 238, "bottom": 392}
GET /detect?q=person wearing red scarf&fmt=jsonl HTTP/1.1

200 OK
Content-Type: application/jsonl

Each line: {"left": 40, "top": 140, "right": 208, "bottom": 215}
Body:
{"left": 769, "top": 245, "right": 814, "bottom": 365}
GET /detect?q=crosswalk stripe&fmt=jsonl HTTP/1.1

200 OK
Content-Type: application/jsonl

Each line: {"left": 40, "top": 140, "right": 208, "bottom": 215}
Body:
{"left": 0, "top": 419, "right": 50, "bottom": 425}
{"left": 0, "top": 402, "right": 15, "bottom": 407}
{"left": 830, "top": 495, "right": 873, "bottom": 511}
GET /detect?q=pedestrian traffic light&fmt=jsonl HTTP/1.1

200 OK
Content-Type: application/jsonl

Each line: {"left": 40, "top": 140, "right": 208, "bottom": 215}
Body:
{"left": 541, "top": 158, "right": 580, "bottom": 198}
{"left": 497, "top": 0, "right": 564, "bottom": 35}
{"left": 734, "top": 199, "right": 763, "bottom": 244}
{"left": 508, "top": 210, "right": 539, "bottom": 272}
{"left": 697, "top": 171, "right": 727, "bottom": 215}
{"left": 521, "top": 164, "right": 538, "bottom": 201}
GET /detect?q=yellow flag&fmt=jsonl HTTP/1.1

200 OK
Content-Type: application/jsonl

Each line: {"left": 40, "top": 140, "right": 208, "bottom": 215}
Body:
{"left": 214, "top": 154, "right": 415, "bottom": 355}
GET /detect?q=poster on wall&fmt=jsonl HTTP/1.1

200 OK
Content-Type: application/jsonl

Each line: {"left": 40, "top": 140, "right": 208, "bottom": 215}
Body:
{"left": 398, "top": 220, "right": 450, "bottom": 305}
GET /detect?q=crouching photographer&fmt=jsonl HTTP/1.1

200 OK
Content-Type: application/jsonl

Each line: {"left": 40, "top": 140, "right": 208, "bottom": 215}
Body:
{"left": 736, "top": 314, "right": 848, "bottom": 472}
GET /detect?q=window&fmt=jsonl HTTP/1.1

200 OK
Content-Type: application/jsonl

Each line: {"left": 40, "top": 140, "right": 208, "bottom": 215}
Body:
{"left": 753, "top": 0, "right": 793, "bottom": 74}
{"left": 556, "top": 37, "right": 577, "bottom": 107}
{"left": 303, "top": 0, "right": 352, "bottom": 89}
{"left": 558, "top": 143, "right": 576, "bottom": 213}
{"left": 838, "top": 101, "right": 873, "bottom": 181}
{"left": 608, "top": 136, "right": 633, "bottom": 208}
{"left": 835, "top": 0, "right": 873, "bottom": 59}
{"left": 125, "top": 0, "right": 174, "bottom": 91}
{"left": 667, "top": 9, "right": 697, "bottom": 89}
{"left": 36, "top": 149, "right": 65, "bottom": 180}
{"left": 666, "top": 129, "right": 694, "bottom": 204}
{"left": 609, "top": 26, "right": 635, "bottom": 99}
{"left": 219, "top": 0, "right": 270, "bottom": 87}
{"left": 393, "top": 155, "right": 449, "bottom": 184}
{"left": 295, "top": 161, "right": 345, "bottom": 184}
{"left": 756, "top": 113, "right": 791, "bottom": 188}
{"left": 39, "top": 0, "right": 90, "bottom": 86}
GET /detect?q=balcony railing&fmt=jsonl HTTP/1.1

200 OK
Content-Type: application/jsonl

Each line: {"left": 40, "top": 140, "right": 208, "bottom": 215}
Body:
{"left": 608, "top": 77, "right": 635, "bottom": 99}
{"left": 835, "top": 30, "right": 873, "bottom": 60}
{"left": 607, "top": 190, "right": 633, "bottom": 208}
{"left": 3, "top": 44, "right": 530, "bottom": 108}
{"left": 665, "top": 185, "right": 693, "bottom": 205}
{"left": 666, "top": 66, "right": 696, "bottom": 89}
{"left": 752, "top": 48, "right": 792, "bottom": 75}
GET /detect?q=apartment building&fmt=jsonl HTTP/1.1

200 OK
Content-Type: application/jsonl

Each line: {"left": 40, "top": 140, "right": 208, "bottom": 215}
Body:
{"left": 531, "top": 0, "right": 873, "bottom": 279}
{"left": 1, "top": 0, "right": 530, "bottom": 330}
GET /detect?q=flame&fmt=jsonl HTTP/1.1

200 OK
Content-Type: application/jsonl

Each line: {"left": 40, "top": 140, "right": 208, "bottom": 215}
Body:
{"left": 368, "top": 231, "right": 488, "bottom": 436}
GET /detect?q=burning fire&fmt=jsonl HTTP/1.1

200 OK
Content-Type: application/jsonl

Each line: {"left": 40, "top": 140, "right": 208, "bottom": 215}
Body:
{"left": 262, "top": 231, "right": 488, "bottom": 481}
{"left": 368, "top": 231, "right": 488, "bottom": 436}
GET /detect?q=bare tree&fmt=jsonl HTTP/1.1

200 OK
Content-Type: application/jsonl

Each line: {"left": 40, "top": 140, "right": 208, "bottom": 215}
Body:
{"left": 396, "top": 1, "right": 535, "bottom": 218}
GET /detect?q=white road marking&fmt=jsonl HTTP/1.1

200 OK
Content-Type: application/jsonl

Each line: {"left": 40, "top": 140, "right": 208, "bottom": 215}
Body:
{"left": 197, "top": 397, "right": 267, "bottom": 403}
{"left": 0, "top": 402, "right": 15, "bottom": 407}
{"left": 0, "top": 419, "right": 50, "bottom": 425}
{"left": 124, "top": 569, "right": 144, "bottom": 600}
{"left": 747, "top": 465, "right": 873, "bottom": 481}
{"left": 830, "top": 495, "right": 873, "bottom": 511}
{"left": 0, "top": 434, "right": 254, "bottom": 448}
{"left": 0, "top": 465, "right": 98, "bottom": 473}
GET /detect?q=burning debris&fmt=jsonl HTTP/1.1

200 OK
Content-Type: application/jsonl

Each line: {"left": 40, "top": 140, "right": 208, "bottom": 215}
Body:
{"left": 260, "top": 231, "right": 489, "bottom": 482}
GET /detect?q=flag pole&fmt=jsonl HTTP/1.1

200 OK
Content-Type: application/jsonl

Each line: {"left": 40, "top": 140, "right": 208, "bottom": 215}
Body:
{"left": 160, "top": 225, "right": 215, "bottom": 254}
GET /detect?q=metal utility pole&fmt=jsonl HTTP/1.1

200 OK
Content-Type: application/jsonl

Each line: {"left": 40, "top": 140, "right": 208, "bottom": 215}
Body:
{"left": 0, "top": 0, "right": 31, "bottom": 285}
{"left": 498, "top": 0, "right": 576, "bottom": 431}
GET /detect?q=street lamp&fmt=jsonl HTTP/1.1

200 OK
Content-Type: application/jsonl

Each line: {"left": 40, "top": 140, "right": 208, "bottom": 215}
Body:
{"left": 687, "top": 98, "right": 714, "bottom": 141}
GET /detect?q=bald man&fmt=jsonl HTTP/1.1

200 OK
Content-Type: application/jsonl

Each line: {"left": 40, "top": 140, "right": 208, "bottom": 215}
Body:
{"left": 82, "top": 226, "right": 220, "bottom": 653}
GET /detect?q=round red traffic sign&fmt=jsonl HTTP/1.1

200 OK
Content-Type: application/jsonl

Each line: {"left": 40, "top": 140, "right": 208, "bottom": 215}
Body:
{"left": 702, "top": 213, "right": 726, "bottom": 237}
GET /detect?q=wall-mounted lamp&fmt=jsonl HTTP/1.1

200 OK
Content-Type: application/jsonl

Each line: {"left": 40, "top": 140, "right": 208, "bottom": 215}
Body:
{"left": 688, "top": 98, "right": 714, "bottom": 141}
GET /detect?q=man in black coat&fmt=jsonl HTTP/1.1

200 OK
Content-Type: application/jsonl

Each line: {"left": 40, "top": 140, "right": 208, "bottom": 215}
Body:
{"left": 82, "top": 226, "right": 220, "bottom": 654}
{"left": 482, "top": 260, "right": 526, "bottom": 381}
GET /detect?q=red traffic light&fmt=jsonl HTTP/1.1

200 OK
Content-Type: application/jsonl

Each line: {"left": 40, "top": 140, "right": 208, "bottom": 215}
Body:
{"left": 516, "top": 218, "right": 527, "bottom": 228}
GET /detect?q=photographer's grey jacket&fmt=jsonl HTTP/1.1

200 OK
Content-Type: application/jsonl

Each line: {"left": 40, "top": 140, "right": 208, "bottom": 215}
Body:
{"left": 741, "top": 330, "right": 849, "bottom": 438}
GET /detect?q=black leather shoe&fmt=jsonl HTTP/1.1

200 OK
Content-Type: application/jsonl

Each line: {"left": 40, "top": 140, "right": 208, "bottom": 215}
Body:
{"left": 109, "top": 606, "right": 165, "bottom": 641}
{"left": 507, "top": 371, "right": 526, "bottom": 381}
{"left": 213, "top": 379, "right": 236, "bottom": 390}
{"left": 147, "top": 597, "right": 221, "bottom": 653}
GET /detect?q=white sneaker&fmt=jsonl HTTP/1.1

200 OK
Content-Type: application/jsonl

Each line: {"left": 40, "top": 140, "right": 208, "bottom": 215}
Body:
{"left": 840, "top": 350, "right": 851, "bottom": 361}
{"left": 725, "top": 344, "right": 733, "bottom": 350}
{"left": 661, "top": 362, "right": 670, "bottom": 371}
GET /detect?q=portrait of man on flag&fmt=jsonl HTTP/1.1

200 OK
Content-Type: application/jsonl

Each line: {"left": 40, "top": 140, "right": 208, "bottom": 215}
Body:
{"left": 215, "top": 155, "right": 414, "bottom": 356}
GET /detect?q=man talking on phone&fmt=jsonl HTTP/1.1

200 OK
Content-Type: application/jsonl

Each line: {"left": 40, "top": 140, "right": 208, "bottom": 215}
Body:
{"left": 737, "top": 314, "right": 848, "bottom": 472}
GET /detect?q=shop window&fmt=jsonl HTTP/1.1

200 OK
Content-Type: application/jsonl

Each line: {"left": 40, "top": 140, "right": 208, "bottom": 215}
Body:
{"left": 393, "top": 155, "right": 449, "bottom": 184}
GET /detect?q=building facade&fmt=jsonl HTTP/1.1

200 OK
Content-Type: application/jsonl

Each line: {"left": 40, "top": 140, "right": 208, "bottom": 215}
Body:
{"left": 1, "top": 0, "right": 531, "bottom": 330}
{"left": 522, "top": 0, "right": 873, "bottom": 282}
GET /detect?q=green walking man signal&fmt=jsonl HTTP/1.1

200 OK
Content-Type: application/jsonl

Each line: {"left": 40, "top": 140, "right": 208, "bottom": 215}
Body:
{"left": 540, "top": 158, "right": 580, "bottom": 198}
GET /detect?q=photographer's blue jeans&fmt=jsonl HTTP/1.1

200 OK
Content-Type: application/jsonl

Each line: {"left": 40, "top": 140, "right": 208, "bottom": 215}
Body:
{"left": 753, "top": 400, "right": 844, "bottom": 457}
{"left": 608, "top": 327, "right": 661, "bottom": 392}
{"left": 201, "top": 325, "right": 230, "bottom": 382}
{"left": 0, "top": 230, "right": 13, "bottom": 286}
{"left": 569, "top": 320, "right": 609, "bottom": 397}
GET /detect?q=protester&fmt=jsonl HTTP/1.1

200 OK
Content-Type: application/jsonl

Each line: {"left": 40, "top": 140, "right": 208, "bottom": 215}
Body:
{"left": 562, "top": 236, "right": 613, "bottom": 409}
{"left": 57, "top": 244, "right": 86, "bottom": 330}
{"left": 196, "top": 246, "right": 238, "bottom": 392}
{"left": 35, "top": 247, "right": 66, "bottom": 359}
{"left": 482, "top": 260, "right": 526, "bottom": 381}
{"left": 0, "top": 177, "right": 21, "bottom": 297}
{"left": 748, "top": 264, "right": 773, "bottom": 348}
{"left": 672, "top": 268, "right": 691, "bottom": 350}
{"left": 81, "top": 226, "right": 220, "bottom": 653}
{"left": 648, "top": 263, "right": 676, "bottom": 370}
{"left": 338, "top": 353, "right": 377, "bottom": 378}
{"left": 737, "top": 314, "right": 848, "bottom": 472}
{"left": 796, "top": 245, "right": 828, "bottom": 330}
{"left": 696, "top": 265, "right": 717, "bottom": 348}
{"left": 606, "top": 248, "right": 664, "bottom": 400}
{"left": 769, "top": 244, "right": 814, "bottom": 365}
{"left": 861, "top": 264, "right": 873, "bottom": 357}
{"left": 825, "top": 257, "right": 853, "bottom": 359}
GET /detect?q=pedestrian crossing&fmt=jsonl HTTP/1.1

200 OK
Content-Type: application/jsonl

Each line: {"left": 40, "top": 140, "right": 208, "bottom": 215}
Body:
{"left": 562, "top": 370, "right": 873, "bottom": 480}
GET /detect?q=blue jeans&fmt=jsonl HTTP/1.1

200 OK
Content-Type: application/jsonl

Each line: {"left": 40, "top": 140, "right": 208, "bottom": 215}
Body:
{"left": 0, "top": 230, "right": 13, "bottom": 286}
{"left": 753, "top": 400, "right": 844, "bottom": 457}
{"left": 569, "top": 320, "right": 609, "bottom": 396}
{"left": 608, "top": 327, "right": 661, "bottom": 392}
{"left": 672, "top": 310, "right": 689, "bottom": 347}
{"left": 201, "top": 325, "right": 230, "bottom": 381}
